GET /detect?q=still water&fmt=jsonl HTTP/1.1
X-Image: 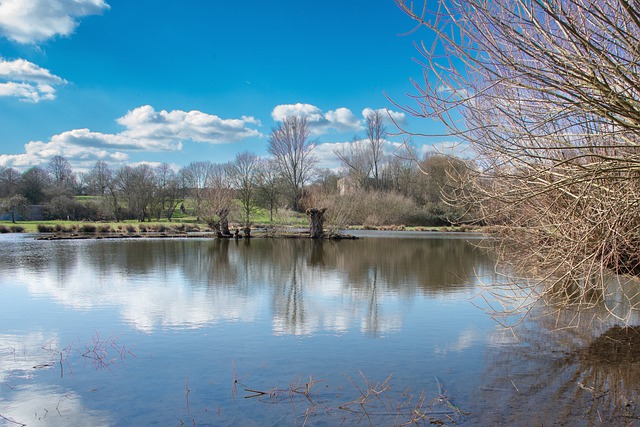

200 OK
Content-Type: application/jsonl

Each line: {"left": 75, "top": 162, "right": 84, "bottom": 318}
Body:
{"left": 0, "top": 233, "right": 637, "bottom": 426}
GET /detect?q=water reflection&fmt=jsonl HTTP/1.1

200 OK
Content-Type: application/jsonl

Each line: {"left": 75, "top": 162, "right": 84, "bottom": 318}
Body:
{"left": 0, "top": 384, "right": 111, "bottom": 426}
{"left": 474, "top": 304, "right": 640, "bottom": 426}
{"left": 0, "top": 331, "right": 112, "bottom": 426}
{"left": 0, "top": 235, "right": 492, "bottom": 334}
{"left": 0, "top": 332, "right": 60, "bottom": 383}
{"left": 7, "top": 234, "right": 640, "bottom": 425}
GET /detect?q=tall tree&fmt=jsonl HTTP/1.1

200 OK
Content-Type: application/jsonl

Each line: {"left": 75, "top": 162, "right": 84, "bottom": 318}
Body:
{"left": 202, "top": 163, "right": 234, "bottom": 235}
{"left": 396, "top": 0, "right": 640, "bottom": 314}
{"left": 334, "top": 136, "right": 374, "bottom": 190}
{"left": 0, "top": 167, "right": 22, "bottom": 198}
{"left": 228, "top": 151, "right": 260, "bottom": 227}
{"left": 182, "top": 161, "right": 213, "bottom": 221}
{"left": 256, "top": 158, "right": 282, "bottom": 222}
{"left": 87, "top": 161, "right": 113, "bottom": 196}
{"left": 267, "top": 116, "right": 317, "bottom": 211}
{"left": 365, "top": 109, "right": 387, "bottom": 189}
{"left": 116, "top": 164, "right": 157, "bottom": 221}
{"left": 20, "top": 167, "right": 50, "bottom": 204}
{"left": 48, "top": 155, "right": 75, "bottom": 193}
{"left": 154, "top": 163, "right": 185, "bottom": 221}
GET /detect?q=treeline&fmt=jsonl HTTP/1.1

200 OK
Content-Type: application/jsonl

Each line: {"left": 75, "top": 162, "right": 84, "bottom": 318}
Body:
{"left": 0, "top": 114, "right": 474, "bottom": 228}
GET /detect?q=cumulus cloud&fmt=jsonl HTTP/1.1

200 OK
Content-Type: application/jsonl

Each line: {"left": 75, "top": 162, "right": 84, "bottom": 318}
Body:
{"left": 271, "top": 103, "right": 361, "bottom": 135}
{"left": 0, "top": 0, "right": 110, "bottom": 44}
{"left": 362, "top": 107, "right": 407, "bottom": 125}
{"left": 271, "top": 103, "right": 408, "bottom": 136}
{"left": 118, "top": 105, "right": 261, "bottom": 145}
{"left": 0, "top": 105, "right": 262, "bottom": 170}
{"left": 313, "top": 137, "right": 403, "bottom": 171}
{"left": 0, "top": 58, "right": 67, "bottom": 102}
{"left": 0, "top": 132, "right": 129, "bottom": 169}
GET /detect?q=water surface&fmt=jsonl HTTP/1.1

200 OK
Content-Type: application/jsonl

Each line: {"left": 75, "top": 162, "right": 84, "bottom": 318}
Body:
{"left": 0, "top": 233, "right": 637, "bottom": 426}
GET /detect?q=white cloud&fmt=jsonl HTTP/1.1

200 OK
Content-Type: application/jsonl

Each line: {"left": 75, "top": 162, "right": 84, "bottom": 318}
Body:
{"left": 118, "top": 105, "right": 262, "bottom": 144}
{"left": 0, "top": 58, "right": 67, "bottom": 102}
{"left": 271, "top": 103, "right": 361, "bottom": 135}
{"left": 0, "top": 105, "right": 262, "bottom": 170}
{"left": 271, "top": 103, "right": 408, "bottom": 136}
{"left": 0, "top": 132, "right": 129, "bottom": 169}
{"left": 314, "top": 137, "right": 401, "bottom": 171}
{"left": 0, "top": 58, "right": 65, "bottom": 84}
{"left": 0, "top": 0, "right": 110, "bottom": 44}
{"left": 362, "top": 107, "right": 407, "bottom": 125}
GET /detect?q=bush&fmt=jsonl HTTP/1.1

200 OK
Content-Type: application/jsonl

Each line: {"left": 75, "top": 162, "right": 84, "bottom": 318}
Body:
{"left": 183, "top": 224, "right": 200, "bottom": 232}
{"left": 37, "top": 224, "right": 54, "bottom": 232}
{"left": 304, "top": 190, "right": 420, "bottom": 230}
{"left": 10, "top": 225, "right": 24, "bottom": 233}
{"left": 78, "top": 223, "right": 97, "bottom": 233}
{"left": 0, "top": 225, "right": 9, "bottom": 233}
{"left": 97, "top": 224, "right": 113, "bottom": 233}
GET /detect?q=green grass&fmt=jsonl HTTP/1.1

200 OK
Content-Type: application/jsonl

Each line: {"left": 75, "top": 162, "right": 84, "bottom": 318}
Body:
{"left": 0, "top": 220, "right": 204, "bottom": 234}
{"left": 0, "top": 208, "right": 309, "bottom": 234}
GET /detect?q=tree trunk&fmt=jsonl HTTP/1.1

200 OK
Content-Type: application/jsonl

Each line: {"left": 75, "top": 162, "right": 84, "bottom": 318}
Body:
{"left": 306, "top": 208, "right": 326, "bottom": 239}
{"left": 218, "top": 208, "right": 231, "bottom": 236}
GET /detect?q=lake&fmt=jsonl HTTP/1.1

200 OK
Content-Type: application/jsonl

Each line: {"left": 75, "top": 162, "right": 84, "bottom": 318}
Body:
{"left": 1, "top": 232, "right": 639, "bottom": 426}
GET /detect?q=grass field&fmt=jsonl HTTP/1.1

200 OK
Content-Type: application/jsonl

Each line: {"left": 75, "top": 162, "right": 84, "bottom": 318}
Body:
{"left": 0, "top": 207, "right": 309, "bottom": 234}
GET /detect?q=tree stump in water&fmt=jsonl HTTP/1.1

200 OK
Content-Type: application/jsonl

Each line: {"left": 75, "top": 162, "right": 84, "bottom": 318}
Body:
{"left": 217, "top": 208, "right": 231, "bottom": 236}
{"left": 306, "top": 208, "right": 326, "bottom": 239}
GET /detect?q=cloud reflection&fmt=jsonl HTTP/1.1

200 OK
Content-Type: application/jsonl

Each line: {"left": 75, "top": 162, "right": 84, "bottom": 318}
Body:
{"left": 0, "top": 384, "right": 111, "bottom": 427}
{"left": 1, "top": 236, "right": 493, "bottom": 335}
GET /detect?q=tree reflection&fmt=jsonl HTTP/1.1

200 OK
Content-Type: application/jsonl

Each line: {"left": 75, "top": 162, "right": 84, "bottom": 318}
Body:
{"left": 473, "top": 305, "right": 640, "bottom": 426}
{"left": 3, "top": 235, "right": 492, "bottom": 334}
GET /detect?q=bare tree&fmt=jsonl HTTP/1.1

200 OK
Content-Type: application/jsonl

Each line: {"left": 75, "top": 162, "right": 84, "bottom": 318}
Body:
{"left": 115, "top": 164, "right": 157, "bottom": 221}
{"left": 182, "top": 161, "right": 213, "bottom": 221}
{"left": 154, "top": 163, "right": 185, "bottom": 221}
{"left": 48, "top": 155, "right": 75, "bottom": 192}
{"left": 87, "top": 161, "right": 113, "bottom": 196}
{"left": 256, "top": 158, "right": 282, "bottom": 222}
{"left": 334, "top": 136, "right": 374, "bottom": 189}
{"left": 395, "top": 0, "right": 640, "bottom": 321}
{"left": 228, "top": 151, "right": 259, "bottom": 228}
{"left": 366, "top": 110, "right": 387, "bottom": 189}
{"left": 0, "top": 167, "right": 21, "bottom": 198}
{"left": 1, "top": 194, "right": 29, "bottom": 223}
{"left": 202, "top": 163, "right": 234, "bottom": 236}
{"left": 267, "top": 116, "right": 318, "bottom": 211}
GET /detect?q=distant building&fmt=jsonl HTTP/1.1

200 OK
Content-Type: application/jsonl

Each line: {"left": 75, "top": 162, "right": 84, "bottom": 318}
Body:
{"left": 337, "top": 177, "right": 358, "bottom": 195}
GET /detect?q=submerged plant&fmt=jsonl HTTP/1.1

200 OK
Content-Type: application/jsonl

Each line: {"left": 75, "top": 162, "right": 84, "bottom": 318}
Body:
{"left": 237, "top": 369, "right": 464, "bottom": 426}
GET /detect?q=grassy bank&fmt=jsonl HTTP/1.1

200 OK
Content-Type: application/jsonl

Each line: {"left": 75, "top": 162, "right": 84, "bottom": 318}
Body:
{"left": 1, "top": 219, "right": 481, "bottom": 235}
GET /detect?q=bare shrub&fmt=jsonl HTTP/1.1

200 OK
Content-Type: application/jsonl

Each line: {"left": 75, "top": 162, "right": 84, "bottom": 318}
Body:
{"left": 97, "top": 224, "right": 113, "bottom": 233}
{"left": 78, "top": 224, "right": 97, "bottom": 233}
{"left": 356, "top": 191, "right": 418, "bottom": 226}
{"left": 395, "top": 0, "right": 640, "bottom": 324}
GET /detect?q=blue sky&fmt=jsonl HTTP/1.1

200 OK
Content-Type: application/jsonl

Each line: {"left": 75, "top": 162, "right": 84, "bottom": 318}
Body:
{"left": 0, "top": 0, "right": 449, "bottom": 173}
